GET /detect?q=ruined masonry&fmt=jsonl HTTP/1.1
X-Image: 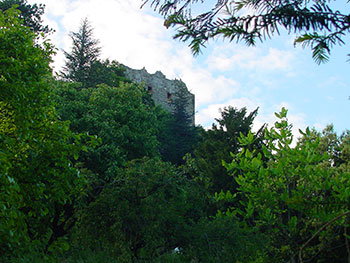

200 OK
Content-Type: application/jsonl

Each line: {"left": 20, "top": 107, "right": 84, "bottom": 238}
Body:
{"left": 124, "top": 66, "right": 195, "bottom": 125}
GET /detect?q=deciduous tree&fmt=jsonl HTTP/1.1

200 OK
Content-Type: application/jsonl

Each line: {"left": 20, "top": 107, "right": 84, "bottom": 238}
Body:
{"left": 73, "top": 158, "right": 205, "bottom": 262}
{"left": 0, "top": 9, "right": 89, "bottom": 257}
{"left": 0, "top": 0, "right": 52, "bottom": 34}
{"left": 52, "top": 82, "right": 162, "bottom": 196}
{"left": 84, "top": 59, "right": 130, "bottom": 88}
{"left": 224, "top": 108, "right": 350, "bottom": 262}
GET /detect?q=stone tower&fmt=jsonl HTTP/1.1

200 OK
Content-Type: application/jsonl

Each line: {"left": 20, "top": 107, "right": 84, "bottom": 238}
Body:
{"left": 123, "top": 66, "right": 195, "bottom": 125}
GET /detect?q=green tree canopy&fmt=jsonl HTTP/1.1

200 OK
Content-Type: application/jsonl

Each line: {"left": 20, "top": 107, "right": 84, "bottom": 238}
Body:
{"left": 84, "top": 59, "right": 131, "bottom": 88}
{"left": 143, "top": 0, "right": 350, "bottom": 63}
{"left": 0, "top": 8, "right": 89, "bottom": 257}
{"left": 0, "top": 0, "right": 52, "bottom": 34}
{"left": 73, "top": 157, "right": 206, "bottom": 262}
{"left": 52, "top": 82, "right": 162, "bottom": 189}
{"left": 223, "top": 108, "right": 350, "bottom": 262}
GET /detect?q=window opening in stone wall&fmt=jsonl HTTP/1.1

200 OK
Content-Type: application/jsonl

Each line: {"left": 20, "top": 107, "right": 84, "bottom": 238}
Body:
{"left": 167, "top": 92, "right": 172, "bottom": 103}
{"left": 147, "top": 86, "right": 152, "bottom": 94}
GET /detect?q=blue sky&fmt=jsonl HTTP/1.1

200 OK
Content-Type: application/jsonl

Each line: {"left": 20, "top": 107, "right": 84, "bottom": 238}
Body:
{"left": 30, "top": 0, "right": 350, "bottom": 137}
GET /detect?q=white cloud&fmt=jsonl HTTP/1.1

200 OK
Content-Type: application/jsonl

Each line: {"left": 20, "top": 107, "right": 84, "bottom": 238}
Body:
{"left": 207, "top": 44, "right": 296, "bottom": 72}
{"left": 182, "top": 69, "right": 240, "bottom": 106}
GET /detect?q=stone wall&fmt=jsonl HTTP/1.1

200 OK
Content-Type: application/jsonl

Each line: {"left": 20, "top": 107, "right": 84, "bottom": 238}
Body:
{"left": 123, "top": 66, "right": 195, "bottom": 125}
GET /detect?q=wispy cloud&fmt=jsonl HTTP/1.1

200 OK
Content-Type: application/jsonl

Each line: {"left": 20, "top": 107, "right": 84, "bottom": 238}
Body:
{"left": 207, "top": 44, "right": 296, "bottom": 72}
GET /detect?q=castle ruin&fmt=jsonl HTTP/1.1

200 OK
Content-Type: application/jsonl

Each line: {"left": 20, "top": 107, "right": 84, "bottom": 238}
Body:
{"left": 123, "top": 66, "right": 195, "bottom": 125}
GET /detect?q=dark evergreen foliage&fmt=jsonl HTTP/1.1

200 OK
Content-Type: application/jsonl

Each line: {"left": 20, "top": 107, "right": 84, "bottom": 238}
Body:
{"left": 61, "top": 18, "right": 101, "bottom": 85}
{"left": 143, "top": 0, "right": 350, "bottom": 63}
{"left": 159, "top": 85, "right": 199, "bottom": 165}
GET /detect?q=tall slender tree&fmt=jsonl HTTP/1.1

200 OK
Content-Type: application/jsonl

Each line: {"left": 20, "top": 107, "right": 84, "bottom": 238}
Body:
{"left": 61, "top": 18, "right": 101, "bottom": 86}
{"left": 159, "top": 85, "right": 199, "bottom": 165}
